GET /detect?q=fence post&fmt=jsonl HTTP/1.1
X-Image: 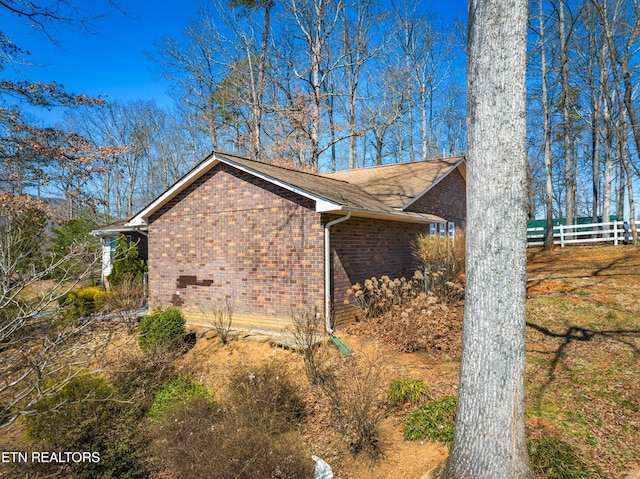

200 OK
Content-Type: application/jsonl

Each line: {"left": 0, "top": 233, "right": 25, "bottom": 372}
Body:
{"left": 559, "top": 224, "right": 565, "bottom": 247}
{"left": 614, "top": 221, "right": 619, "bottom": 246}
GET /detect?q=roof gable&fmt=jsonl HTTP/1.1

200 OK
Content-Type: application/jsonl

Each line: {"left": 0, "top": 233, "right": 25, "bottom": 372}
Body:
{"left": 126, "top": 152, "right": 450, "bottom": 228}
{"left": 320, "top": 156, "right": 465, "bottom": 210}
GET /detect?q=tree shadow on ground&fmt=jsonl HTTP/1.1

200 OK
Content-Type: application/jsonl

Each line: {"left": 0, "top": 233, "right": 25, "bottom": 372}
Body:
{"left": 525, "top": 321, "right": 640, "bottom": 410}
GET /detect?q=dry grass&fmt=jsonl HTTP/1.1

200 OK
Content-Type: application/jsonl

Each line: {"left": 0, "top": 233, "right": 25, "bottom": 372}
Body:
{"left": 525, "top": 245, "right": 640, "bottom": 478}
{"left": 2, "top": 245, "right": 638, "bottom": 478}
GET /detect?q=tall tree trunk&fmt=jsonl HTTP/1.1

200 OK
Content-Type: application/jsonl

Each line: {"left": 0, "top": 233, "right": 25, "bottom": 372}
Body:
{"left": 558, "top": 0, "right": 575, "bottom": 226}
{"left": 588, "top": 10, "right": 602, "bottom": 223}
{"left": 249, "top": 0, "right": 273, "bottom": 161}
{"left": 619, "top": 113, "right": 638, "bottom": 243}
{"left": 441, "top": 0, "right": 534, "bottom": 476}
{"left": 603, "top": 88, "right": 614, "bottom": 227}
{"left": 539, "top": 0, "right": 555, "bottom": 249}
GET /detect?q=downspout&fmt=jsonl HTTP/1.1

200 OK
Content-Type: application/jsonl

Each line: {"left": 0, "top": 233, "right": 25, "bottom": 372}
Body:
{"left": 324, "top": 211, "right": 351, "bottom": 335}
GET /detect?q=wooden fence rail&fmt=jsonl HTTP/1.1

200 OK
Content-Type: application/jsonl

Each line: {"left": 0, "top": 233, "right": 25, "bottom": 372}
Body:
{"left": 527, "top": 220, "right": 640, "bottom": 247}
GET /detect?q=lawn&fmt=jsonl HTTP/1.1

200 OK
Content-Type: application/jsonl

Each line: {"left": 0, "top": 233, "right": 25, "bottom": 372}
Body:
{"left": 525, "top": 245, "right": 640, "bottom": 477}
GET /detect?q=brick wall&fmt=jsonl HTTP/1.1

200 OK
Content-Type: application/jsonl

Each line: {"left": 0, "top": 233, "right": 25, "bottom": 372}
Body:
{"left": 407, "top": 168, "right": 466, "bottom": 229}
{"left": 328, "top": 215, "right": 428, "bottom": 324}
{"left": 147, "top": 163, "right": 325, "bottom": 330}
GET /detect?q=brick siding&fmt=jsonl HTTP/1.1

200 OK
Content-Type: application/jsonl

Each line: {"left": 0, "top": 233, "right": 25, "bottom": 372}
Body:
{"left": 147, "top": 163, "right": 325, "bottom": 330}
{"left": 328, "top": 215, "right": 428, "bottom": 324}
{"left": 406, "top": 168, "right": 466, "bottom": 229}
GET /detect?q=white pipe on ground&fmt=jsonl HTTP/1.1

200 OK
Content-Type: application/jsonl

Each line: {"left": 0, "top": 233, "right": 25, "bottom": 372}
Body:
{"left": 324, "top": 211, "right": 351, "bottom": 335}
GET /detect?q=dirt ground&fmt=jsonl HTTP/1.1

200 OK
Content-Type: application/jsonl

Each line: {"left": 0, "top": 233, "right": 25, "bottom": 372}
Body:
{"left": 175, "top": 330, "right": 453, "bottom": 479}
{"left": 2, "top": 244, "right": 638, "bottom": 478}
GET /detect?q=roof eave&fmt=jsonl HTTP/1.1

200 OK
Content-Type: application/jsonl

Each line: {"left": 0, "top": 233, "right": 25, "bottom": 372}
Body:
{"left": 125, "top": 152, "right": 344, "bottom": 227}
{"left": 91, "top": 224, "right": 149, "bottom": 237}
{"left": 326, "top": 207, "right": 445, "bottom": 224}
{"left": 400, "top": 157, "right": 466, "bottom": 211}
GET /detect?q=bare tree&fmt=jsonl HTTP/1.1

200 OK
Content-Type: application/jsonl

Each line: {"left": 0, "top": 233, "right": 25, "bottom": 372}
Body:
{"left": 0, "top": 194, "right": 104, "bottom": 428}
{"left": 441, "top": 0, "right": 534, "bottom": 476}
{"left": 283, "top": 0, "right": 345, "bottom": 169}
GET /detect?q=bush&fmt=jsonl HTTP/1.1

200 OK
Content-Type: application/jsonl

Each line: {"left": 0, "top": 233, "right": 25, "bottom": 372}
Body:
{"left": 61, "top": 285, "right": 107, "bottom": 322}
{"left": 527, "top": 436, "right": 601, "bottom": 479}
{"left": 346, "top": 271, "right": 425, "bottom": 320}
{"left": 346, "top": 293, "right": 464, "bottom": 355}
{"left": 23, "top": 373, "right": 148, "bottom": 479}
{"left": 388, "top": 378, "right": 428, "bottom": 406}
{"left": 104, "top": 275, "right": 146, "bottom": 332}
{"left": 414, "top": 234, "right": 465, "bottom": 303}
{"left": 150, "top": 362, "right": 311, "bottom": 478}
{"left": 209, "top": 298, "right": 235, "bottom": 344}
{"left": 320, "top": 354, "right": 385, "bottom": 458}
{"left": 107, "top": 234, "right": 146, "bottom": 289}
{"left": 152, "top": 397, "right": 312, "bottom": 479}
{"left": 147, "top": 374, "right": 209, "bottom": 421}
{"left": 404, "top": 395, "right": 457, "bottom": 448}
{"left": 138, "top": 307, "right": 186, "bottom": 353}
{"left": 289, "top": 307, "right": 333, "bottom": 385}
{"left": 109, "top": 351, "right": 176, "bottom": 418}
{"left": 226, "top": 360, "right": 306, "bottom": 435}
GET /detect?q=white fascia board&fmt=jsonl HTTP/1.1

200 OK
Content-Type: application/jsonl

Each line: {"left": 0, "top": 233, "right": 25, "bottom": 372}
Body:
{"left": 125, "top": 153, "right": 343, "bottom": 226}
{"left": 400, "top": 158, "right": 466, "bottom": 211}
{"left": 342, "top": 208, "right": 445, "bottom": 224}
{"left": 91, "top": 225, "right": 145, "bottom": 237}
{"left": 125, "top": 153, "right": 220, "bottom": 227}
{"left": 219, "top": 157, "right": 343, "bottom": 213}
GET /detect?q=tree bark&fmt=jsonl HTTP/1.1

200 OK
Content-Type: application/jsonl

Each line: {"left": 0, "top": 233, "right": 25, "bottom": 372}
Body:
{"left": 539, "top": 0, "right": 555, "bottom": 249}
{"left": 442, "top": 0, "right": 534, "bottom": 477}
{"left": 558, "top": 0, "right": 576, "bottom": 226}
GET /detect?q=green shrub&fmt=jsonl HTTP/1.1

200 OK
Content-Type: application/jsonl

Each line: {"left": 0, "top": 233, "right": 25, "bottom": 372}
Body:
{"left": 527, "top": 436, "right": 601, "bottom": 479}
{"left": 147, "top": 374, "right": 209, "bottom": 421}
{"left": 107, "top": 234, "right": 146, "bottom": 288}
{"left": 404, "top": 395, "right": 457, "bottom": 447}
{"left": 23, "top": 373, "right": 148, "bottom": 479}
{"left": 388, "top": 378, "right": 428, "bottom": 406}
{"left": 138, "top": 307, "right": 186, "bottom": 353}
{"left": 61, "top": 285, "right": 107, "bottom": 322}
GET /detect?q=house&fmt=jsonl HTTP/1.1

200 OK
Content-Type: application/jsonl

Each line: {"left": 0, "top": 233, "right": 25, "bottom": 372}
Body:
{"left": 94, "top": 151, "right": 466, "bottom": 334}
{"left": 91, "top": 215, "right": 148, "bottom": 286}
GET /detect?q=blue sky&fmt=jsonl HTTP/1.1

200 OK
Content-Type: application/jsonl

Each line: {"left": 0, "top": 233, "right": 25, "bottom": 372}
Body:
{"left": 3, "top": 0, "right": 468, "bottom": 125}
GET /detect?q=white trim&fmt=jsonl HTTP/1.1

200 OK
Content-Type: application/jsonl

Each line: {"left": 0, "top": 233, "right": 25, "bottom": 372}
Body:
{"left": 125, "top": 152, "right": 343, "bottom": 226}
{"left": 340, "top": 208, "right": 445, "bottom": 224}
{"left": 401, "top": 158, "right": 466, "bottom": 211}
{"left": 220, "top": 156, "right": 342, "bottom": 213}
{"left": 126, "top": 153, "right": 220, "bottom": 227}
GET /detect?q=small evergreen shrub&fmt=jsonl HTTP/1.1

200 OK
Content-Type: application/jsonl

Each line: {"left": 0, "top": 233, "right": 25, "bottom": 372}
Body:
{"left": 61, "top": 285, "right": 107, "bottom": 322}
{"left": 147, "top": 374, "right": 209, "bottom": 421}
{"left": 404, "top": 395, "right": 457, "bottom": 447}
{"left": 107, "top": 234, "right": 146, "bottom": 288}
{"left": 527, "top": 436, "right": 601, "bottom": 479}
{"left": 138, "top": 307, "right": 186, "bottom": 353}
{"left": 388, "top": 378, "right": 428, "bottom": 406}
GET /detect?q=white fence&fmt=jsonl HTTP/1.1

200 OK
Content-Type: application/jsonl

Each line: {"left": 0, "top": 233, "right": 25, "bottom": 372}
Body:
{"left": 527, "top": 220, "right": 640, "bottom": 247}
